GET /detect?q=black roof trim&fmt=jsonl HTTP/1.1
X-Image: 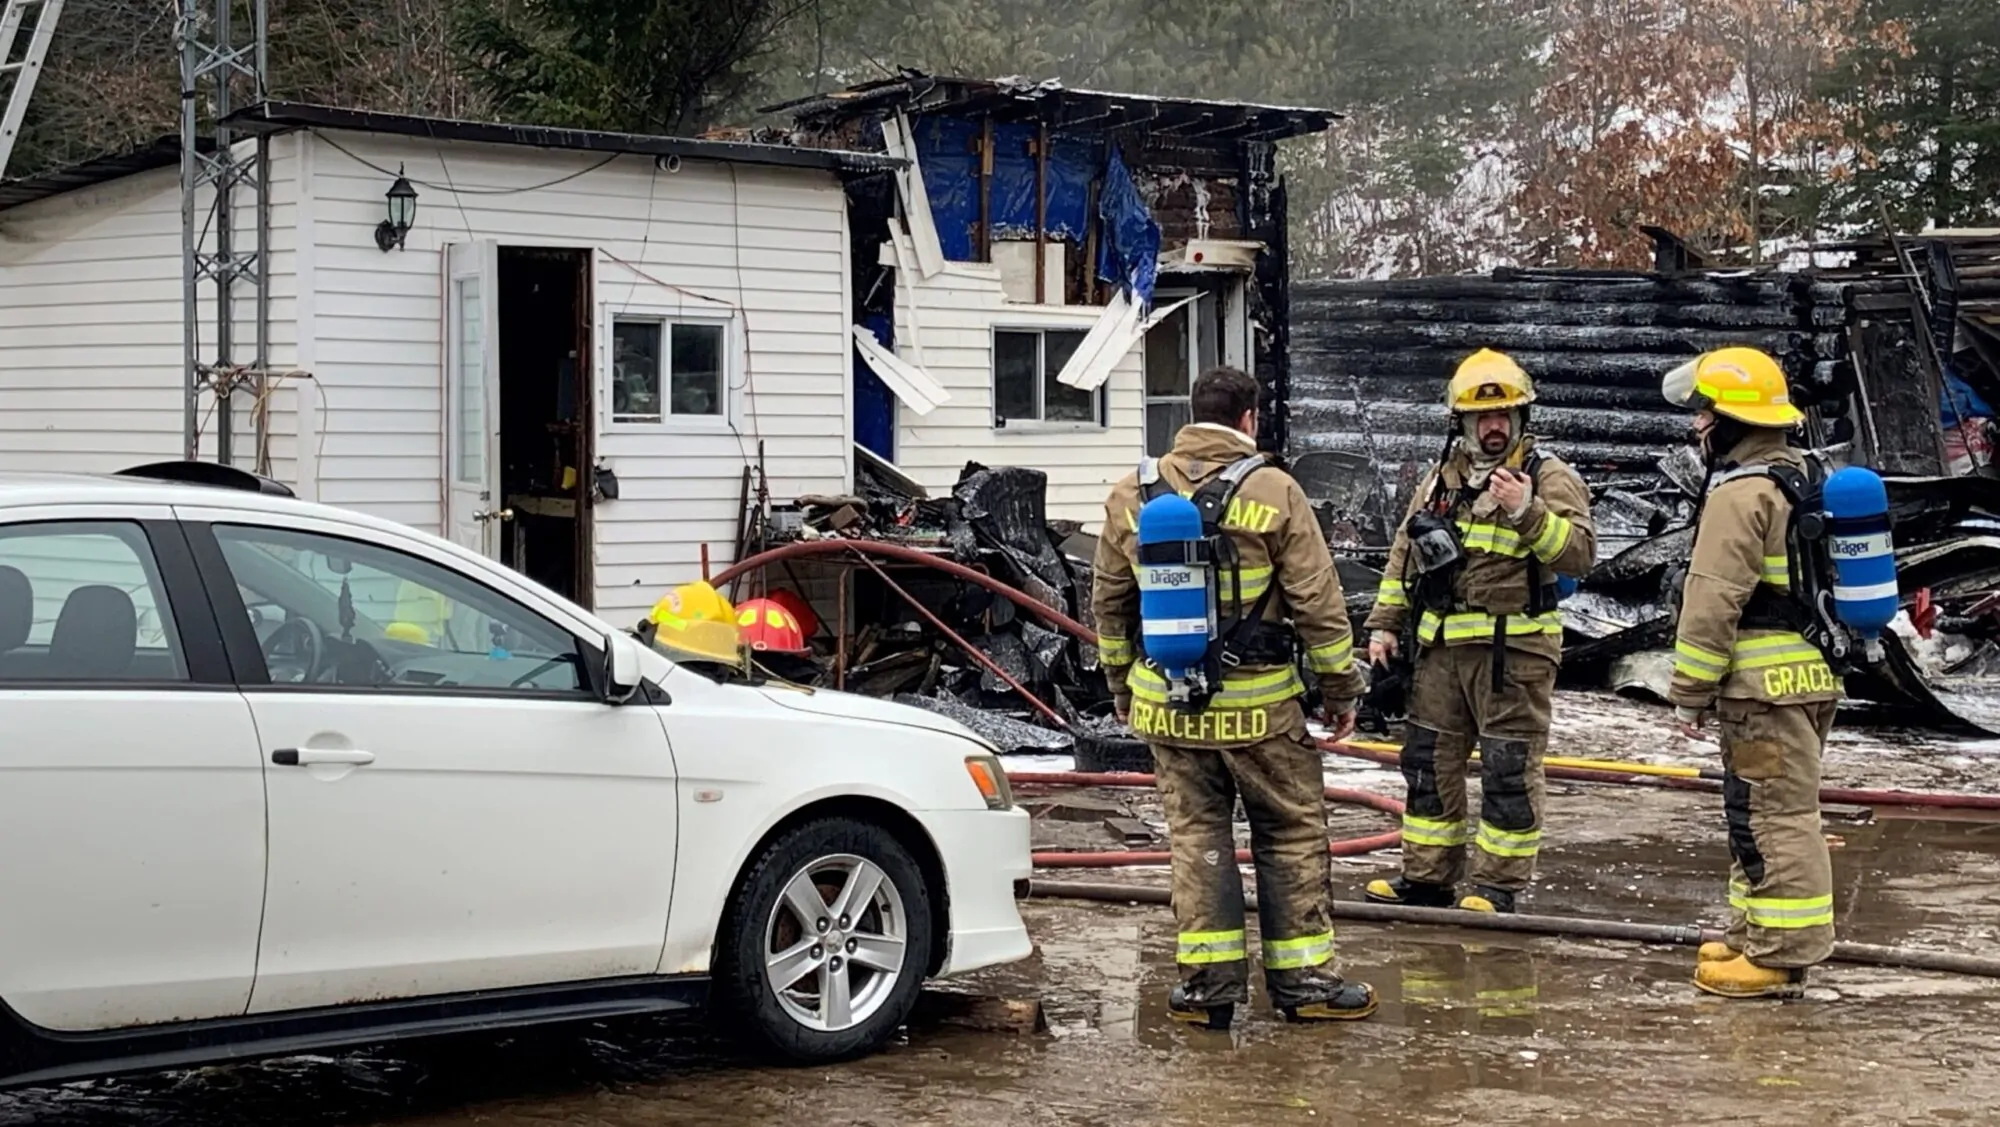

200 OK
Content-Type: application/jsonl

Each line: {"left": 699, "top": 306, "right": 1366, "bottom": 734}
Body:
{"left": 226, "top": 102, "right": 904, "bottom": 176}
{"left": 768, "top": 72, "right": 1341, "bottom": 145}
{"left": 0, "top": 136, "right": 203, "bottom": 214}
{"left": 0, "top": 104, "right": 903, "bottom": 214}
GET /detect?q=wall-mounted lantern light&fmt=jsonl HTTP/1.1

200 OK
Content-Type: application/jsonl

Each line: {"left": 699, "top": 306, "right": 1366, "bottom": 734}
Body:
{"left": 374, "top": 166, "right": 418, "bottom": 252}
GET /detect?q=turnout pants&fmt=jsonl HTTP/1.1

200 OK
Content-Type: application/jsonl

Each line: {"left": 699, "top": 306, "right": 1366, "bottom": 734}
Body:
{"left": 1720, "top": 698, "right": 1838, "bottom": 968}
{"left": 1150, "top": 712, "right": 1348, "bottom": 1009}
{"left": 1397, "top": 643, "right": 1557, "bottom": 892}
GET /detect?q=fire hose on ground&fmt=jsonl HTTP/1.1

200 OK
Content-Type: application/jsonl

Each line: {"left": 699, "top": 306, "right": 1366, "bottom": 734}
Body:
{"left": 1010, "top": 769, "right": 2000, "bottom": 981}
{"left": 718, "top": 540, "right": 2000, "bottom": 977}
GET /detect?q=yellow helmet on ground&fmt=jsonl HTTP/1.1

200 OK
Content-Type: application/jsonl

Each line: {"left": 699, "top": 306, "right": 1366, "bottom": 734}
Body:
{"left": 1662, "top": 346, "right": 1803, "bottom": 428}
{"left": 1447, "top": 348, "right": 1536, "bottom": 412}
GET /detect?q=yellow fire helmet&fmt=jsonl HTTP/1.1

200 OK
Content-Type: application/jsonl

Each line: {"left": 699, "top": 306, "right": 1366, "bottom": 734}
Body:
{"left": 1662, "top": 346, "right": 1803, "bottom": 428}
{"left": 648, "top": 617, "right": 745, "bottom": 668}
{"left": 1446, "top": 348, "right": 1536, "bottom": 413}
{"left": 648, "top": 580, "right": 735, "bottom": 630}
{"left": 383, "top": 621, "right": 433, "bottom": 646}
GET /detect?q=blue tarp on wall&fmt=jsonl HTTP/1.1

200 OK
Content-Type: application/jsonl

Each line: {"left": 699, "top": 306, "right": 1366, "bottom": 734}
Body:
{"left": 1094, "top": 147, "right": 1160, "bottom": 306}
{"left": 912, "top": 116, "right": 1099, "bottom": 263}
{"left": 853, "top": 312, "right": 896, "bottom": 460}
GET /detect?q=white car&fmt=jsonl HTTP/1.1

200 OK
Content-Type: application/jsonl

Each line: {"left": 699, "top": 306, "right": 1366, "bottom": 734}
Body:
{"left": 0, "top": 462, "right": 1033, "bottom": 1090}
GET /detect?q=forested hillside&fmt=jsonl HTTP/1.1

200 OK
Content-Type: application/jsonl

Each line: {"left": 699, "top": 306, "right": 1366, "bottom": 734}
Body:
{"left": 9, "top": 0, "right": 1998, "bottom": 276}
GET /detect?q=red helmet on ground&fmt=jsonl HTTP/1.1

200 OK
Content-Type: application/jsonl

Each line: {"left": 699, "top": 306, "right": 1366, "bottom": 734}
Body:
{"left": 734, "top": 598, "right": 808, "bottom": 654}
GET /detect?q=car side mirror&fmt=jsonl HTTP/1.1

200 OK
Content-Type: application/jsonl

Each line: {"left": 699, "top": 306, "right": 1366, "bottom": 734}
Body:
{"left": 601, "top": 630, "right": 644, "bottom": 704}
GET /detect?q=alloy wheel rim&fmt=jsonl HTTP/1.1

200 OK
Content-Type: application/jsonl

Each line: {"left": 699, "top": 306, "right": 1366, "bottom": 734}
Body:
{"left": 763, "top": 854, "right": 908, "bottom": 1033}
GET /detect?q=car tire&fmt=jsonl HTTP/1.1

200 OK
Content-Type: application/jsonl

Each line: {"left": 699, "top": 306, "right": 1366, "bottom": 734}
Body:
{"left": 717, "top": 816, "right": 934, "bottom": 1063}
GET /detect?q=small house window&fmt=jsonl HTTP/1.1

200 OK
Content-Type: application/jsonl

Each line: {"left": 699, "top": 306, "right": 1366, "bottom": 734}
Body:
{"left": 993, "top": 327, "right": 1099, "bottom": 427}
{"left": 611, "top": 317, "right": 728, "bottom": 423}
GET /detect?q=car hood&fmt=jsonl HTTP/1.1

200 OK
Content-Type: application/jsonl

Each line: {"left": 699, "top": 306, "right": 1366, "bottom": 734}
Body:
{"left": 753, "top": 684, "right": 992, "bottom": 748}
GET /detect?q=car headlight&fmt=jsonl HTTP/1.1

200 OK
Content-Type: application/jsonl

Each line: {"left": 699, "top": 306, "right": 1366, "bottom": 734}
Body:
{"left": 963, "top": 754, "right": 1014, "bottom": 811}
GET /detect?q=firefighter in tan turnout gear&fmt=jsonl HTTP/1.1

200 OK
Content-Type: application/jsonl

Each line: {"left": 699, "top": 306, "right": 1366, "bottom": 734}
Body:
{"left": 1092, "top": 366, "right": 1376, "bottom": 1030}
{"left": 1362, "top": 349, "right": 1596, "bottom": 915}
{"left": 1663, "top": 347, "right": 1841, "bottom": 1000}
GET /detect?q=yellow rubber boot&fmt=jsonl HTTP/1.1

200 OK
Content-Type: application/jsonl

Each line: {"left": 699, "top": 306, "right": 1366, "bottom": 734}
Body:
{"left": 1697, "top": 941, "right": 1738, "bottom": 963}
{"left": 1694, "top": 955, "right": 1806, "bottom": 999}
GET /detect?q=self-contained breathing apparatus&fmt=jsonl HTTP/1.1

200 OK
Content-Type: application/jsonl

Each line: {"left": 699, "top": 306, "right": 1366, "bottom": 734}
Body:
{"left": 1134, "top": 453, "right": 1299, "bottom": 713}
{"left": 1675, "top": 454, "right": 1898, "bottom": 674}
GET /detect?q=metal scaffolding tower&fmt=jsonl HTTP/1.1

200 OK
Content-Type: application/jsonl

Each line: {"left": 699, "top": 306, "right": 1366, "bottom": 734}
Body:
{"left": 0, "top": 0, "right": 66, "bottom": 179}
{"left": 177, "top": 0, "right": 270, "bottom": 465}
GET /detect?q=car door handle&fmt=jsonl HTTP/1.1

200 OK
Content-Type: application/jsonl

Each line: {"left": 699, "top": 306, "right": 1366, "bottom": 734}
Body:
{"left": 272, "top": 748, "right": 376, "bottom": 767}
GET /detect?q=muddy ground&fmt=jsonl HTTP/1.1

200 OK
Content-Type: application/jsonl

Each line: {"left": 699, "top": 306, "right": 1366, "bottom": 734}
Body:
{"left": 6, "top": 691, "right": 2000, "bottom": 1126}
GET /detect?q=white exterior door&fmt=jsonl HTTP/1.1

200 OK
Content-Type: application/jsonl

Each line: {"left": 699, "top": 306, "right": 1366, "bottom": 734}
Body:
{"left": 184, "top": 514, "right": 681, "bottom": 1014}
{"left": 446, "top": 241, "right": 503, "bottom": 558}
{"left": 0, "top": 510, "right": 267, "bottom": 1031}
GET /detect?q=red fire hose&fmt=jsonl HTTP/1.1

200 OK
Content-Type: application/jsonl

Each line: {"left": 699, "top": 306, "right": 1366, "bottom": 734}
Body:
{"left": 719, "top": 538, "right": 2000, "bottom": 814}
{"left": 1008, "top": 771, "right": 1404, "bottom": 867}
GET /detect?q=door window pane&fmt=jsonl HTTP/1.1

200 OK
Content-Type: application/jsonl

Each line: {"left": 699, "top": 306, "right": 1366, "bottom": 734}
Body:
{"left": 1043, "top": 329, "right": 1094, "bottom": 422}
{"left": 454, "top": 277, "right": 485, "bottom": 485}
{"left": 993, "top": 330, "right": 1038, "bottom": 422}
{"left": 670, "top": 323, "right": 725, "bottom": 416}
{"left": 612, "top": 318, "right": 664, "bottom": 423}
{"left": 0, "top": 521, "right": 187, "bottom": 682}
{"left": 213, "top": 525, "right": 587, "bottom": 694}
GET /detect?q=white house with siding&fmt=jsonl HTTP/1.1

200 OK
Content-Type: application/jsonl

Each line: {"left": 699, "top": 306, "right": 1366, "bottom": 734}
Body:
{"left": 0, "top": 104, "right": 894, "bottom": 622}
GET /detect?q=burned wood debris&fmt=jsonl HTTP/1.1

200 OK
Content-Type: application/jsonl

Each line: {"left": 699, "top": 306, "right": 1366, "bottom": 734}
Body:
{"left": 737, "top": 450, "right": 1147, "bottom": 766}
{"left": 1288, "top": 239, "right": 2000, "bottom": 736}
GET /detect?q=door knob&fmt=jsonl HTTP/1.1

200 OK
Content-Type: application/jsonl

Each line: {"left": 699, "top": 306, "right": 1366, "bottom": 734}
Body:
{"left": 473, "top": 508, "right": 515, "bottom": 523}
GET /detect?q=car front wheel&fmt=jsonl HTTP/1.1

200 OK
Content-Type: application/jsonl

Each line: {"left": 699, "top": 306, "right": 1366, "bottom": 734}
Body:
{"left": 719, "top": 816, "right": 934, "bottom": 1062}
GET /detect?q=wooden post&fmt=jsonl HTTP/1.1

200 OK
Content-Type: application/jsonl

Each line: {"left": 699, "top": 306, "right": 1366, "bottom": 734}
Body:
{"left": 834, "top": 568, "right": 849, "bottom": 691}
{"left": 1034, "top": 123, "right": 1049, "bottom": 304}
{"left": 978, "top": 115, "right": 995, "bottom": 263}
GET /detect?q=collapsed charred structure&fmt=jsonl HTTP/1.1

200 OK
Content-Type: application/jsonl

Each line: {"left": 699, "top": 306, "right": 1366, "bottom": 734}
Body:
{"left": 1282, "top": 232, "right": 2000, "bottom": 735}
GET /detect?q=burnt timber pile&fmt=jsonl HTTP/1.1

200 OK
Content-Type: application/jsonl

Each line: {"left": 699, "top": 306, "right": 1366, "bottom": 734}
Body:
{"left": 1283, "top": 256, "right": 2000, "bottom": 736}
{"left": 1283, "top": 267, "right": 1848, "bottom": 558}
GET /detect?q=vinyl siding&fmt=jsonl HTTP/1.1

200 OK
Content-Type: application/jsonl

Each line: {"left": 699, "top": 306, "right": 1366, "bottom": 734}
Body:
{"left": 883, "top": 243, "right": 1143, "bottom": 529}
{"left": 0, "top": 139, "right": 301, "bottom": 473}
{"left": 303, "top": 131, "right": 852, "bottom": 620}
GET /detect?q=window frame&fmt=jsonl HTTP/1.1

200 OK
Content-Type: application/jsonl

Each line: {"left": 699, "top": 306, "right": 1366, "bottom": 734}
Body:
{"left": 990, "top": 323, "right": 1106, "bottom": 432}
{"left": 0, "top": 514, "right": 235, "bottom": 690}
{"left": 183, "top": 520, "right": 607, "bottom": 703}
{"left": 601, "top": 302, "right": 739, "bottom": 434}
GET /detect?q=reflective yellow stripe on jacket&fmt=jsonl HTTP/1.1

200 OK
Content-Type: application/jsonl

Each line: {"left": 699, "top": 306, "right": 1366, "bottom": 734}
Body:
{"left": 1529, "top": 514, "right": 1574, "bottom": 563}
{"left": 1127, "top": 664, "right": 1305, "bottom": 709}
{"left": 1674, "top": 639, "right": 1730, "bottom": 684}
{"left": 1417, "top": 609, "right": 1563, "bottom": 645}
{"left": 1097, "top": 635, "right": 1133, "bottom": 667}
{"left": 1375, "top": 577, "right": 1408, "bottom": 609}
{"left": 1761, "top": 555, "right": 1790, "bottom": 587}
{"left": 1307, "top": 636, "right": 1354, "bottom": 676}
{"left": 1457, "top": 520, "right": 1528, "bottom": 558}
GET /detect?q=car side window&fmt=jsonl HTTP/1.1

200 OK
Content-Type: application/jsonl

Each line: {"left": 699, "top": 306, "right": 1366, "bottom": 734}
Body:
{"left": 0, "top": 521, "right": 188, "bottom": 683}
{"left": 211, "top": 524, "right": 589, "bottom": 695}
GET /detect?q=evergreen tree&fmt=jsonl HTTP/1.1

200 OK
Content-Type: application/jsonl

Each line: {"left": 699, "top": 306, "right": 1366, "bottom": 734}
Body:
{"left": 1823, "top": 0, "right": 2000, "bottom": 228}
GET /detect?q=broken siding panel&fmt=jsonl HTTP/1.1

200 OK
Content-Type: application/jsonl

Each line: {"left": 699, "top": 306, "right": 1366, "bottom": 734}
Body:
{"left": 305, "top": 131, "right": 850, "bottom": 615}
{"left": 885, "top": 244, "right": 1142, "bottom": 527}
{"left": 0, "top": 137, "right": 304, "bottom": 474}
